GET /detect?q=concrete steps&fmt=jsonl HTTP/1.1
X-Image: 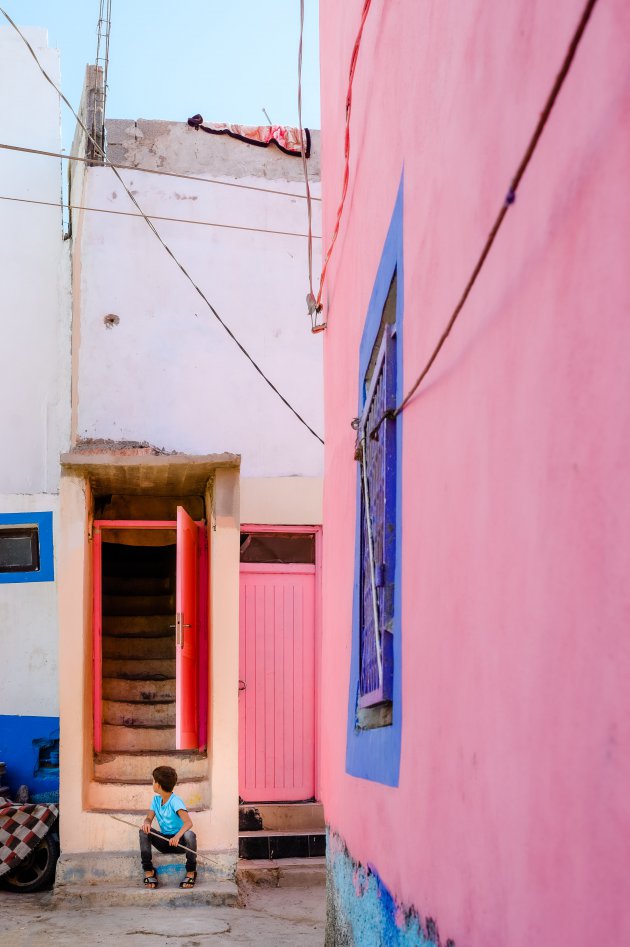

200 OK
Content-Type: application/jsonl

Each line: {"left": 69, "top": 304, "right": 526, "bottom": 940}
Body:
{"left": 86, "top": 777, "right": 210, "bottom": 811}
{"left": 102, "top": 724, "right": 175, "bottom": 752}
{"left": 240, "top": 802, "right": 325, "bottom": 832}
{"left": 104, "top": 575, "right": 171, "bottom": 595}
{"left": 102, "top": 699, "right": 175, "bottom": 728}
{"left": 102, "top": 677, "right": 176, "bottom": 702}
{"left": 237, "top": 856, "right": 325, "bottom": 888}
{"left": 94, "top": 751, "right": 207, "bottom": 783}
{"left": 103, "top": 593, "right": 175, "bottom": 616}
{"left": 54, "top": 850, "right": 236, "bottom": 907}
{"left": 239, "top": 829, "right": 326, "bottom": 860}
{"left": 103, "top": 635, "right": 176, "bottom": 660}
{"left": 103, "top": 614, "right": 174, "bottom": 636}
{"left": 54, "top": 880, "right": 239, "bottom": 908}
{"left": 103, "top": 658, "right": 175, "bottom": 680}
{"left": 100, "top": 545, "right": 177, "bottom": 755}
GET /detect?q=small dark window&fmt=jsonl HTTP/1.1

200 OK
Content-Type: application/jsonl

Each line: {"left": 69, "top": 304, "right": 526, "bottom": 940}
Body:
{"left": 0, "top": 526, "right": 40, "bottom": 573}
{"left": 240, "top": 532, "right": 315, "bottom": 564}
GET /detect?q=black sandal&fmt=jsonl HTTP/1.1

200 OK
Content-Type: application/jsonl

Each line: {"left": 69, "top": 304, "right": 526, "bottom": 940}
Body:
{"left": 143, "top": 871, "right": 159, "bottom": 888}
{"left": 179, "top": 871, "right": 197, "bottom": 889}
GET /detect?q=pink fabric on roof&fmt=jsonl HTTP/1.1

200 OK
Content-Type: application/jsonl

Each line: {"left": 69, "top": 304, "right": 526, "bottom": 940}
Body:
{"left": 187, "top": 115, "right": 310, "bottom": 158}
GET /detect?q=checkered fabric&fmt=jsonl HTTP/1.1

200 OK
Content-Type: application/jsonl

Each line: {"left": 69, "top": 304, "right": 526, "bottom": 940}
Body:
{"left": 0, "top": 796, "right": 59, "bottom": 878}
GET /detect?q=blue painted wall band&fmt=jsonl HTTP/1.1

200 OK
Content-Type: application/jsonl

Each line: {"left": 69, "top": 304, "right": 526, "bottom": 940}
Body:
{"left": 346, "top": 175, "right": 404, "bottom": 786}
{"left": 0, "top": 511, "right": 55, "bottom": 583}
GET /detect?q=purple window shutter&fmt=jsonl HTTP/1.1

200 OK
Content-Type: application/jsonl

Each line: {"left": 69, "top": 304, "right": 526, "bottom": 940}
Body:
{"left": 358, "top": 326, "right": 397, "bottom": 707}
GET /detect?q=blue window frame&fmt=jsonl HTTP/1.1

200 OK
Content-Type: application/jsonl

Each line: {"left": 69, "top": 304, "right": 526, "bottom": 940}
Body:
{"left": 346, "top": 177, "right": 403, "bottom": 786}
{"left": 357, "top": 315, "right": 397, "bottom": 708}
{"left": 0, "top": 512, "right": 55, "bottom": 584}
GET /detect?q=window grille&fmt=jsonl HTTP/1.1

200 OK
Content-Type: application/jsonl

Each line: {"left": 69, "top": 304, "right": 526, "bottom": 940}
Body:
{"left": 0, "top": 526, "right": 40, "bottom": 573}
{"left": 357, "top": 322, "right": 397, "bottom": 708}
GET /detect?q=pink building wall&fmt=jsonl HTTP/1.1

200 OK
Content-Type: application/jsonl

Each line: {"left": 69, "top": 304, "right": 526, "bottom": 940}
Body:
{"left": 319, "top": 1, "right": 630, "bottom": 944}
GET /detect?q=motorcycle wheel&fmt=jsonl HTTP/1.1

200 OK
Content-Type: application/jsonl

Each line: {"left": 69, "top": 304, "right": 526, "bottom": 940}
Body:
{"left": 0, "top": 831, "right": 60, "bottom": 893}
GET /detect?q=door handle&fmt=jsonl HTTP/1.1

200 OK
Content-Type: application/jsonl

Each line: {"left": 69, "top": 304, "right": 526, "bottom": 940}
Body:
{"left": 174, "top": 613, "right": 192, "bottom": 648}
{"left": 238, "top": 680, "right": 247, "bottom": 692}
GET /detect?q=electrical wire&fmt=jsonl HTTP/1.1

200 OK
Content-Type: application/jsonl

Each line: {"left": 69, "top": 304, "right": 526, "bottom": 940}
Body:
{"left": 0, "top": 6, "right": 324, "bottom": 446}
{"left": 298, "top": 0, "right": 315, "bottom": 317}
{"left": 0, "top": 141, "right": 322, "bottom": 202}
{"left": 310, "top": 0, "right": 374, "bottom": 319}
{"left": 370, "top": 0, "right": 600, "bottom": 439}
{"left": 0, "top": 192, "right": 321, "bottom": 239}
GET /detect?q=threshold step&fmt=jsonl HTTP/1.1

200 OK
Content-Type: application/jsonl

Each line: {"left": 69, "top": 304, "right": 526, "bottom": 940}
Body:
{"left": 54, "top": 879, "right": 238, "bottom": 908}
{"left": 239, "top": 830, "right": 326, "bottom": 860}
{"left": 239, "top": 802, "right": 324, "bottom": 832}
{"left": 237, "top": 856, "right": 325, "bottom": 888}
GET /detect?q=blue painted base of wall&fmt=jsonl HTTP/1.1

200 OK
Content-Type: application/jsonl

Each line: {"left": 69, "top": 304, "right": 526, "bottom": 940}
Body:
{"left": 325, "top": 829, "right": 454, "bottom": 947}
{"left": 0, "top": 715, "right": 59, "bottom": 803}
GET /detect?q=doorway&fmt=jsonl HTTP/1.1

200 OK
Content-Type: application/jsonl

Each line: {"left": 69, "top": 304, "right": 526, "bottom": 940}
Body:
{"left": 93, "top": 508, "right": 207, "bottom": 754}
{"left": 238, "top": 527, "right": 319, "bottom": 802}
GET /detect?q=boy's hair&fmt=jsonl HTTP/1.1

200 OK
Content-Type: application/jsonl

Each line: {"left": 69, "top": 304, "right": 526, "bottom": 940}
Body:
{"left": 152, "top": 765, "right": 178, "bottom": 793}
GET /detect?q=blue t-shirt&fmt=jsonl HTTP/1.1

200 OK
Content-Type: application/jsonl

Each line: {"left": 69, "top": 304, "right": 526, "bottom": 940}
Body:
{"left": 151, "top": 793, "right": 187, "bottom": 835}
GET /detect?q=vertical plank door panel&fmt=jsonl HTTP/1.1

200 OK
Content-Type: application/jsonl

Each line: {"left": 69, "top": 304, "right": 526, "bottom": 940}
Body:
{"left": 239, "top": 566, "right": 315, "bottom": 802}
{"left": 176, "top": 507, "right": 198, "bottom": 749}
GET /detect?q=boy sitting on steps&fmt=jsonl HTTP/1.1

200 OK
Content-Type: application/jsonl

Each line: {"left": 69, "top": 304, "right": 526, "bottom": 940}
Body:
{"left": 140, "top": 765, "right": 197, "bottom": 889}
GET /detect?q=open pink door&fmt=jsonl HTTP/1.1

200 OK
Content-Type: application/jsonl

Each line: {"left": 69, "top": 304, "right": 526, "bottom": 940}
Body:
{"left": 176, "top": 507, "right": 199, "bottom": 749}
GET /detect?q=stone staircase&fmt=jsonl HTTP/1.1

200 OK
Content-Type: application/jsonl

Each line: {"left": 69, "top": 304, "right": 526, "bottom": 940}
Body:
{"left": 101, "top": 543, "right": 177, "bottom": 753}
{"left": 237, "top": 802, "right": 326, "bottom": 887}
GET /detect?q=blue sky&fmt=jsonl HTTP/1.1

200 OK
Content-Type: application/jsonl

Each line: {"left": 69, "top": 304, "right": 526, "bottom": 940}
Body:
{"left": 10, "top": 1, "right": 320, "bottom": 152}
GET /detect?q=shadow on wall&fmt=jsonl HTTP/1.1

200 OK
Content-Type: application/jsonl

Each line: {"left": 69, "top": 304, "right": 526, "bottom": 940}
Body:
{"left": 0, "top": 715, "right": 60, "bottom": 803}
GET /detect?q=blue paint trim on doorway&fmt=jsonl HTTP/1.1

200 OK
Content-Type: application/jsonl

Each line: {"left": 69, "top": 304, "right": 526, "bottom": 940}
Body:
{"left": 345, "top": 175, "right": 404, "bottom": 786}
{"left": 0, "top": 511, "right": 55, "bottom": 583}
{"left": 0, "top": 715, "right": 60, "bottom": 802}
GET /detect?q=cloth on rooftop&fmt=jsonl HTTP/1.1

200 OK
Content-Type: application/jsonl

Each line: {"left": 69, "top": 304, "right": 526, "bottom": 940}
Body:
{"left": 0, "top": 796, "right": 58, "bottom": 878}
{"left": 187, "top": 115, "right": 311, "bottom": 158}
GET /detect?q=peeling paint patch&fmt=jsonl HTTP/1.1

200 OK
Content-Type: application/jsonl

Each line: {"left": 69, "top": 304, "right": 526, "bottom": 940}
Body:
{"left": 326, "top": 829, "right": 454, "bottom": 947}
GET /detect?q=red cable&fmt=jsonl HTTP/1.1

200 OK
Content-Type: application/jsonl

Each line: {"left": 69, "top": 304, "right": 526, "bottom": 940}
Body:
{"left": 313, "top": 0, "right": 373, "bottom": 316}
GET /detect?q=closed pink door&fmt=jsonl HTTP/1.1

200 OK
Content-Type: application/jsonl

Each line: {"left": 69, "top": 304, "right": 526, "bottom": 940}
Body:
{"left": 239, "top": 564, "right": 316, "bottom": 802}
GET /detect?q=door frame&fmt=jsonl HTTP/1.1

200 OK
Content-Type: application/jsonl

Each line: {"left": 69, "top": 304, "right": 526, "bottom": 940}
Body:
{"left": 239, "top": 524, "right": 322, "bottom": 802}
{"left": 92, "top": 518, "right": 206, "bottom": 753}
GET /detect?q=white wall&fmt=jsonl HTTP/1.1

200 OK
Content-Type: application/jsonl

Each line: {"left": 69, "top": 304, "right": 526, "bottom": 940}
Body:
{"left": 0, "top": 27, "right": 71, "bottom": 496}
{"left": 0, "top": 494, "right": 61, "bottom": 716}
{"left": 75, "top": 123, "right": 323, "bottom": 478}
{"left": 0, "top": 27, "right": 70, "bottom": 719}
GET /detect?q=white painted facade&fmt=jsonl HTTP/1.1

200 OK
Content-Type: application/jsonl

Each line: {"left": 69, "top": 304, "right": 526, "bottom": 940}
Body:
{"left": 73, "top": 120, "right": 323, "bottom": 479}
{"left": 0, "top": 27, "right": 70, "bottom": 724}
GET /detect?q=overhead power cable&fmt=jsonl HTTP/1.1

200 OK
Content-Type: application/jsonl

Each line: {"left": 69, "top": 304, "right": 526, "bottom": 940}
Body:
{"left": 370, "top": 0, "right": 600, "bottom": 439}
{"left": 0, "top": 6, "right": 323, "bottom": 446}
{"left": 0, "top": 141, "right": 322, "bottom": 202}
{"left": 0, "top": 193, "right": 321, "bottom": 239}
{"left": 297, "top": 0, "right": 316, "bottom": 325}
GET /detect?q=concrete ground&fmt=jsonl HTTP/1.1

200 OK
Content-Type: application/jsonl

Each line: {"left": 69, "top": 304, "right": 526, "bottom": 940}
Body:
{"left": 0, "top": 883, "right": 326, "bottom": 946}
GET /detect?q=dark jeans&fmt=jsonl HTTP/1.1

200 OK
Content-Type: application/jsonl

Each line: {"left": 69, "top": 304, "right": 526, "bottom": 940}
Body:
{"left": 139, "top": 828, "right": 197, "bottom": 873}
